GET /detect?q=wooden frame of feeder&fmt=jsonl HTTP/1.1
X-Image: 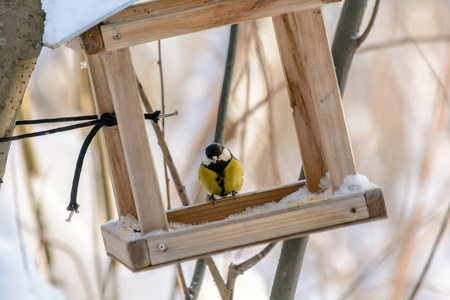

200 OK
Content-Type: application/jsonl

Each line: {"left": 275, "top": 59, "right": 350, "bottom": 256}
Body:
{"left": 67, "top": 0, "right": 387, "bottom": 271}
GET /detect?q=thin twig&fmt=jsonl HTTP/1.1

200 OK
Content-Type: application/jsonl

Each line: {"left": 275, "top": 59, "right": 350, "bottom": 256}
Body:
{"left": 16, "top": 108, "right": 54, "bottom": 281}
{"left": 331, "top": 0, "right": 369, "bottom": 95}
{"left": 102, "top": 260, "right": 118, "bottom": 300}
{"left": 45, "top": 238, "right": 97, "bottom": 300}
{"left": 239, "top": 61, "right": 251, "bottom": 163}
{"left": 338, "top": 203, "right": 448, "bottom": 300}
{"left": 408, "top": 199, "right": 450, "bottom": 299}
{"left": 232, "top": 82, "right": 285, "bottom": 127}
{"left": 356, "top": 0, "right": 381, "bottom": 47}
{"left": 252, "top": 22, "right": 281, "bottom": 185}
{"left": 10, "top": 159, "right": 30, "bottom": 273}
{"left": 406, "top": 43, "right": 450, "bottom": 298}
{"left": 227, "top": 243, "right": 277, "bottom": 294}
{"left": 234, "top": 243, "right": 276, "bottom": 272}
{"left": 399, "top": 24, "right": 450, "bottom": 107}
{"left": 157, "top": 40, "right": 171, "bottom": 210}
{"left": 214, "top": 24, "right": 240, "bottom": 144}
{"left": 136, "top": 75, "right": 190, "bottom": 206}
{"left": 176, "top": 263, "right": 191, "bottom": 300}
{"left": 205, "top": 244, "right": 278, "bottom": 299}
{"left": 358, "top": 35, "right": 450, "bottom": 53}
{"left": 204, "top": 257, "right": 231, "bottom": 299}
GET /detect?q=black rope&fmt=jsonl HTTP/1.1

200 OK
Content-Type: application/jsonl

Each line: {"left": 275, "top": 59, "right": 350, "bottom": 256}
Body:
{"left": 144, "top": 111, "right": 161, "bottom": 122}
{"left": 0, "top": 110, "right": 162, "bottom": 219}
{"left": 0, "top": 111, "right": 161, "bottom": 143}
{"left": 15, "top": 115, "right": 98, "bottom": 125}
{"left": 0, "top": 120, "right": 99, "bottom": 142}
{"left": 67, "top": 113, "right": 117, "bottom": 213}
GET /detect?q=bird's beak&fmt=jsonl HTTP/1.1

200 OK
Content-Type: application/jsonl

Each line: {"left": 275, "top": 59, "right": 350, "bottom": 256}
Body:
{"left": 212, "top": 156, "right": 218, "bottom": 163}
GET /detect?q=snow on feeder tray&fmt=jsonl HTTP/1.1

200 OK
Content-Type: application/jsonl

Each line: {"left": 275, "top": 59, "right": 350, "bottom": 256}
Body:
{"left": 101, "top": 174, "right": 386, "bottom": 271}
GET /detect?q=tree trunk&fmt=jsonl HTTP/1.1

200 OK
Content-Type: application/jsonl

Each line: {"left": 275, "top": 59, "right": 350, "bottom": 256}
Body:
{"left": 0, "top": 0, "right": 44, "bottom": 186}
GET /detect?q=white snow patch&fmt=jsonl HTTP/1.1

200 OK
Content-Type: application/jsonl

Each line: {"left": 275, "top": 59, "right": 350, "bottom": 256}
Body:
{"left": 226, "top": 173, "right": 378, "bottom": 219}
{"left": 104, "top": 174, "right": 378, "bottom": 238}
{"left": 41, "top": 0, "right": 138, "bottom": 48}
{"left": 103, "top": 214, "right": 163, "bottom": 242}
{"left": 103, "top": 214, "right": 198, "bottom": 241}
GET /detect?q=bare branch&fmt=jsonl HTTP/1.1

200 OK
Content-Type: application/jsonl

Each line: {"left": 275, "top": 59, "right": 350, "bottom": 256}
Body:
{"left": 188, "top": 258, "right": 206, "bottom": 300}
{"left": 206, "top": 244, "right": 278, "bottom": 299}
{"left": 136, "top": 75, "right": 191, "bottom": 206}
{"left": 157, "top": 40, "right": 172, "bottom": 209}
{"left": 233, "top": 242, "right": 276, "bottom": 273}
{"left": 45, "top": 239, "right": 97, "bottom": 300}
{"left": 214, "top": 24, "right": 239, "bottom": 144}
{"left": 231, "top": 82, "right": 285, "bottom": 127}
{"left": 358, "top": 35, "right": 450, "bottom": 53}
{"left": 331, "top": 0, "right": 369, "bottom": 95}
{"left": 399, "top": 25, "right": 449, "bottom": 106}
{"left": 227, "top": 243, "right": 277, "bottom": 294}
{"left": 204, "top": 257, "right": 231, "bottom": 299}
{"left": 408, "top": 199, "right": 450, "bottom": 299}
{"left": 356, "top": 0, "right": 381, "bottom": 47}
{"left": 176, "top": 263, "right": 192, "bottom": 300}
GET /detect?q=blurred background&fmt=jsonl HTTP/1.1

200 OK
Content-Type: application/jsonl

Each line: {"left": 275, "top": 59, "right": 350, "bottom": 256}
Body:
{"left": 2, "top": 0, "right": 450, "bottom": 299}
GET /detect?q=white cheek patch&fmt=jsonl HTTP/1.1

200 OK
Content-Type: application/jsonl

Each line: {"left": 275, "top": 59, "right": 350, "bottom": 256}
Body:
{"left": 218, "top": 148, "right": 231, "bottom": 162}
{"left": 203, "top": 154, "right": 213, "bottom": 166}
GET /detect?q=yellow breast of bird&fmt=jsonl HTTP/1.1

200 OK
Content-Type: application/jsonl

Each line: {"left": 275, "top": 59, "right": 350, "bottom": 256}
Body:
{"left": 198, "top": 158, "right": 244, "bottom": 197}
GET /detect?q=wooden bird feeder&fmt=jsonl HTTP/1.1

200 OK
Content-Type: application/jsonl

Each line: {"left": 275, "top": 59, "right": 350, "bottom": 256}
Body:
{"left": 67, "top": 0, "right": 387, "bottom": 271}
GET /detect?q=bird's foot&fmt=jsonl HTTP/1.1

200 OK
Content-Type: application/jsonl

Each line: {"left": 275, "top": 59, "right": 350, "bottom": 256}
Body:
{"left": 232, "top": 191, "right": 239, "bottom": 196}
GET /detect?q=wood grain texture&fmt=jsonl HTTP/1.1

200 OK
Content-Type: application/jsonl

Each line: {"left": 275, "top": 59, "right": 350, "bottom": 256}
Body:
{"left": 101, "top": 224, "right": 151, "bottom": 270}
{"left": 67, "top": 26, "right": 105, "bottom": 55}
{"left": 365, "top": 188, "right": 387, "bottom": 219}
{"left": 272, "top": 12, "right": 326, "bottom": 192}
{"left": 102, "top": 48, "right": 168, "bottom": 233}
{"left": 100, "top": 0, "right": 331, "bottom": 51}
{"left": 147, "top": 191, "right": 371, "bottom": 265}
{"left": 273, "top": 8, "right": 356, "bottom": 191}
{"left": 85, "top": 53, "right": 137, "bottom": 218}
{"left": 102, "top": 188, "right": 386, "bottom": 270}
{"left": 167, "top": 181, "right": 305, "bottom": 224}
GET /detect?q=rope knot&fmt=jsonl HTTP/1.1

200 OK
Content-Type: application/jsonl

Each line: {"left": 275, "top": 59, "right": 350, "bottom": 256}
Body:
{"left": 99, "top": 113, "right": 117, "bottom": 127}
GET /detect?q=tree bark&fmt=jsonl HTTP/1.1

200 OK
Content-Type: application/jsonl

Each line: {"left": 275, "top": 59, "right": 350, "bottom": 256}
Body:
{"left": 0, "top": 0, "right": 45, "bottom": 187}
{"left": 331, "top": 0, "right": 368, "bottom": 96}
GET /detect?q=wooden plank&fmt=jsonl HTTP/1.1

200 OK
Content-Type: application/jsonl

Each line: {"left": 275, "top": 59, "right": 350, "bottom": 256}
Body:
{"left": 102, "top": 48, "right": 168, "bottom": 233}
{"left": 100, "top": 0, "right": 336, "bottom": 51}
{"left": 272, "top": 12, "right": 326, "bottom": 192}
{"left": 101, "top": 188, "right": 386, "bottom": 270}
{"left": 365, "top": 188, "right": 387, "bottom": 219}
{"left": 147, "top": 190, "right": 380, "bottom": 265}
{"left": 273, "top": 8, "right": 356, "bottom": 191}
{"left": 85, "top": 53, "right": 137, "bottom": 218}
{"left": 67, "top": 26, "right": 105, "bottom": 55}
{"left": 167, "top": 181, "right": 305, "bottom": 225}
{"left": 101, "top": 224, "right": 151, "bottom": 270}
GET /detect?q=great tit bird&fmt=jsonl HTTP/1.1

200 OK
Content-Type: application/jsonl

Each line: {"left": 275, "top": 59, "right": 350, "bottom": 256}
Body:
{"left": 198, "top": 143, "right": 244, "bottom": 200}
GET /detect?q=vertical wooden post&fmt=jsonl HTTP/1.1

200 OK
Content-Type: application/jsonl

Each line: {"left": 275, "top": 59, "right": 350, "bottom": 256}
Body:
{"left": 85, "top": 53, "right": 137, "bottom": 218}
{"left": 273, "top": 7, "right": 356, "bottom": 191}
{"left": 102, "top": 48, "right": 168, "bottom": 233}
